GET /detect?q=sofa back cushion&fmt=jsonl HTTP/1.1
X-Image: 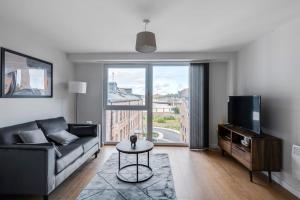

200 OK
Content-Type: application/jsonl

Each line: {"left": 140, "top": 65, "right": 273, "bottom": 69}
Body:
{"left": 36, "top": 117, "right": 68, "bottom": 136}
{"left": 0, "top": 121, "right": 39, "bottom": 144}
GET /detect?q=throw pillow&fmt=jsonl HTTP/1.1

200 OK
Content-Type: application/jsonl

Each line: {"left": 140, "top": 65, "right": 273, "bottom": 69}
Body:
{"left": 47, "top": 130, "right": 79, "bottom": 145}
{"left": 18, "top": 129, "right": 49, "bottom": 144}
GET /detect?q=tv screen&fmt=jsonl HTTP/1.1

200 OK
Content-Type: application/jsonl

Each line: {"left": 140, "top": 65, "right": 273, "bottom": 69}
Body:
{"left": 228, "top": 96, "right": 261, "bottom": 134}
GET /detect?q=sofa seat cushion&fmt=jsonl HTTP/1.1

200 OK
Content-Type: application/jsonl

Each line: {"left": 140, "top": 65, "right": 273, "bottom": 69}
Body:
{"left": 73, "top": 137, "right": 99, "bottom": 153}
{"left": 56, "top": 143, "right": 84, "bottom": 173}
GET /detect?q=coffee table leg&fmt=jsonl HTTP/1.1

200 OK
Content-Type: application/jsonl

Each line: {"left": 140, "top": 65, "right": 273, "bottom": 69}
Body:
{"left": 118, "top": 151, "right": 121, "bottom": 170}
{"left": 136, "top": 154, "right": 139, "bottom": 182}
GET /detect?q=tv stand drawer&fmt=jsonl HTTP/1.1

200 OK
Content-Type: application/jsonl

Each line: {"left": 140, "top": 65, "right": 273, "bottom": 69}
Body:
{"left": 218, "top": 138, "right": 231, "bottom": 154}
{"left": 232, "top": 144, "right": 251, "bottom": 169}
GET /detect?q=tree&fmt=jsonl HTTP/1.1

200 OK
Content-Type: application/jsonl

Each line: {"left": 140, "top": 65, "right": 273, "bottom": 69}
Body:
{"left": 172, "top": 107, "right": 180, "bottom": 114}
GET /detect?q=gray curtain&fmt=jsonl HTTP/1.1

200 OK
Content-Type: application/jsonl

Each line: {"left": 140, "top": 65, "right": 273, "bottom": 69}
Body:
{"left": 189, "top": 63, "right": 209, "bottom": 149}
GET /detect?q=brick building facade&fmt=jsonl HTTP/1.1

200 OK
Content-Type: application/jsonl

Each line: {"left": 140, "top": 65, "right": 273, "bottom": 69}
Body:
{"left": 105, "top": 82, "right": 144, "bottom": 142}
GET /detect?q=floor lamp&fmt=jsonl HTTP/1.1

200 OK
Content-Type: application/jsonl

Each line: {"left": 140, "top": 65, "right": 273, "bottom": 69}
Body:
{"left": 68, "top": 81, "right": 87, "bottom": 123}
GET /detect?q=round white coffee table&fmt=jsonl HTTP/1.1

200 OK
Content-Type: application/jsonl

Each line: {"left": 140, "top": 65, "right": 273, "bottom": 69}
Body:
{"left": 116, "top": 139, "right": 154, "bottom": 183}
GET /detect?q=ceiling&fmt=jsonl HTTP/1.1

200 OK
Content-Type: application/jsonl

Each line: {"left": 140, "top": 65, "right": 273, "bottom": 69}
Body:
{"left": 0, "top": 0, "right": 300, "bottom": 53}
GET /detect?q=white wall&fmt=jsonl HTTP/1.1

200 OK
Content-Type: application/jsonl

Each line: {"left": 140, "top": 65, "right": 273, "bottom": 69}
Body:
{"left": 75, "top": 63, "right": 103, "bottom": 124}
{"left": 236, "top": 16, "right": 300, "bottom": 197}
{"left": 0, "top": 20, "right": 75, "bottom": 127}
{"left": 209, "top": 62, "right": 228, "bottom": 147}
{"left": 75, "top": 62, "right": 228, "bottom": 147}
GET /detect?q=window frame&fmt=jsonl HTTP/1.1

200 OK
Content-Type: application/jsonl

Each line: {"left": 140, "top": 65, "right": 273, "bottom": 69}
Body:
{"left": 102, "top": 63, "right": 190, "bottom": 146}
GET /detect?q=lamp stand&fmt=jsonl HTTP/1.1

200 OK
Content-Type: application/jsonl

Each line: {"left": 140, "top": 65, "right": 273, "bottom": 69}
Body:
{"left": 75, "top": 93, "right": 78, "bottom": 123}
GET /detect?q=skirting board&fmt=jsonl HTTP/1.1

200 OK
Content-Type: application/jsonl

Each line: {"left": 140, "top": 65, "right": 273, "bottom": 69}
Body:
{"left": 209, "top": 143, "right": 219, "bottom": 149}
{"left": 262, "top": 171, "right": 300, "bottom": 198}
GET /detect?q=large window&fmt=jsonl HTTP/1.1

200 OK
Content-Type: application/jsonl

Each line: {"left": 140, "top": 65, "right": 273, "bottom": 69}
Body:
{"left": 103, "top": 64, "right": 189, "bottom": 144}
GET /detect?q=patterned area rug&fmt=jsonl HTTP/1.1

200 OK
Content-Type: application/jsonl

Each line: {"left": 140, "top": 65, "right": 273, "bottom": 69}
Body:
{"left": 76, "top": 153, "right": 176, "bottom": 200}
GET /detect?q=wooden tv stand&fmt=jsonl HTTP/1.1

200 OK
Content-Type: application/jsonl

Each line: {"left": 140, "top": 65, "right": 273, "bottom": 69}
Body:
{"left": 218, "top": 124, "right": 282, "bottom": 182}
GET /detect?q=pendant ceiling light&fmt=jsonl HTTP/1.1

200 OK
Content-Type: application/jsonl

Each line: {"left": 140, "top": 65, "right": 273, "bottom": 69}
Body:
{"left": 135, "top": 19, "right": 157, "bottom": 53}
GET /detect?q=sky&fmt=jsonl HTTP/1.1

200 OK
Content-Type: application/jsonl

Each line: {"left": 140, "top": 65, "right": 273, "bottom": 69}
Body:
{"left": 108, "top": 66, "right": 189, "bottom": 95}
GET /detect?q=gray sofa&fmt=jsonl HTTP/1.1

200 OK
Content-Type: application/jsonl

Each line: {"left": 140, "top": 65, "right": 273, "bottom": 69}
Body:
{"left": 0, "top": 117, "right": 101, "bottom": 200}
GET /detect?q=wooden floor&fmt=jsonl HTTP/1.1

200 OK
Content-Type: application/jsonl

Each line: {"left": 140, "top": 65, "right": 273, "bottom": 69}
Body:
{"left": 5, "top": 146, "right": 299, "bottom": 200}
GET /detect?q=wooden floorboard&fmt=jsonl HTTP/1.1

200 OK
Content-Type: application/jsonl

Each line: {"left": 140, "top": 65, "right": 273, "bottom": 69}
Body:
{"left": 3, "top": 146, "right": 299, "bottom": 200}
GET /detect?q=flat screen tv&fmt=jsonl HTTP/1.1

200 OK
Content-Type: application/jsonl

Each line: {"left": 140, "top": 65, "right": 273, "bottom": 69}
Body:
{"left": 228, "top": 96, "right": 261, "bottom": 134}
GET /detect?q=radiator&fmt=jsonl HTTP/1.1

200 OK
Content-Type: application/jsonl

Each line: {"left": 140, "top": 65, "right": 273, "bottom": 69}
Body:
{"left": 292, "top": 144, "right": 300, "bottom": 180}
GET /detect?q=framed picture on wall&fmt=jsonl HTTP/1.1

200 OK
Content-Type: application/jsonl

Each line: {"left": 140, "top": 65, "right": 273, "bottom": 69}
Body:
{"left": 0, "top": 48, "right": 53, "bottom": 98}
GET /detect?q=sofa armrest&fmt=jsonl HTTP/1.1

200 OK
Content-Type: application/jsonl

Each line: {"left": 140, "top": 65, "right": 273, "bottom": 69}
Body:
{"left": 0, "top": 144, "right": 56, "bottom": 196}
{"left": 68, "top": 124, "right": 98, "bottom": 137}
